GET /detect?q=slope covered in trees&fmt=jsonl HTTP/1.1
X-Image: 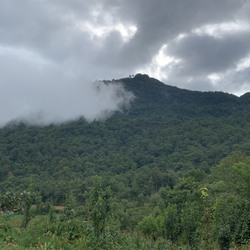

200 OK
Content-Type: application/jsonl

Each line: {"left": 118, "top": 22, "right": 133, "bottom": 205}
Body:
{"left": 0, "top": 74, "right": 250, "bottom": 249}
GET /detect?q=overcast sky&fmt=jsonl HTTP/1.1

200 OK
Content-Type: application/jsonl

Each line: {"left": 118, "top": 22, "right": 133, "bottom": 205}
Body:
{"left": 1, "top": 0, "right": 250, "bottom": 126}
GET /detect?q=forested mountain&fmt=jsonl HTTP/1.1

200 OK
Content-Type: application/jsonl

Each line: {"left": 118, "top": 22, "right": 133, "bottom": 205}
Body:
{"left": 0, "top": 74, "right": 250, "bottom": 249}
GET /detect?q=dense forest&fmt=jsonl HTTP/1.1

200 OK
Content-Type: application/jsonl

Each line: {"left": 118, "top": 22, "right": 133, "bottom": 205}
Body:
{"left": 0, "top": 74, "right": 250, "bottom": 249}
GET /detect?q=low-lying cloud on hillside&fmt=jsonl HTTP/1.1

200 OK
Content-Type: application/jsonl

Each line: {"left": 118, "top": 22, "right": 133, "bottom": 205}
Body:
{"left": 0, "top": 50, "right": 134, "bottom": 126}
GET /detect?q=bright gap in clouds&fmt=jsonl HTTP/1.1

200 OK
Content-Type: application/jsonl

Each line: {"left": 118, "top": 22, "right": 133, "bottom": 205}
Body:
{"left": 137, "top": 44, "right": 181, "bottom": 81}
{"left": 116, "top": 24, "right": 137, "bottom": 42}
{"left": 79, "top": 22, "right": 137, "bottom": 42}
{"left": 236, "top": 55, "right": 250, "bottom": 71}
{"left": 193, "top": 20, "right": 250, "bottom": 38}
{"left": 85, "top": 7, "right": 137, "bottom": 42}
{"left": 207, "top": 73, "right": 221, "bottom": 86}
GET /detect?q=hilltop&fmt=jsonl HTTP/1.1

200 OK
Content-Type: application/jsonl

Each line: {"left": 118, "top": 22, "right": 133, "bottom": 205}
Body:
{"left": 119, "top": 73, "right": 249, "bottom": 115}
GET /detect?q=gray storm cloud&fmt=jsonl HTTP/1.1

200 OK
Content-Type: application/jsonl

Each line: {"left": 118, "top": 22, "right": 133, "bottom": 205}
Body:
{"left": 0, "top": 0, "right": 250, "bottom": 126}
{"left": 162, "top": 29, "right": 250, "bottom": 91}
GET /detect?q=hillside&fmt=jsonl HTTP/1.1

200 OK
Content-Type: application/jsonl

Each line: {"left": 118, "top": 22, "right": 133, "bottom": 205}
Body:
{"left": 0, "top": 74, "right": 250, "bottom": 249}
{"left": 0, "top": 74, "right": 250, "bottom": 197}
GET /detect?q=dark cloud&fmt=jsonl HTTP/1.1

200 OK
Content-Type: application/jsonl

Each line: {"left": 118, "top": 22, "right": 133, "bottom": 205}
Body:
{"left": 0, "top": 0, "right": 250, "bottom": 126}
{"left": 166, "top": 31, "right": 250, "bottom": 75}
{"left": 114, "top": 0, "right": 244, "bottom": 67}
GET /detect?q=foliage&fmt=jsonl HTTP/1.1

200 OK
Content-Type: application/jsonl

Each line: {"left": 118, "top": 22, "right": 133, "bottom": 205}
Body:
{"left": 0, "top": 191, "right": 39, "bottom": 228}
{"left": 0, "top": 75, "right": 250, "bottom": 248}
{"left": 88, "top": 176, "right": 112, "bottom": 241}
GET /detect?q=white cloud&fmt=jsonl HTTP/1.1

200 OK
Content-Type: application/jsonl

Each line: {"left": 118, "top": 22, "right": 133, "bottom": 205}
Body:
{"left": 136, "top": 44, "right": 181, "bottom": 81}
{"left": 236, "top": 55, "right": 250, "bottom": 71}
{"left": 80, "top": 22, "right": 137, "bottom": 43}
{"left": 207, "top": 73, "right": 221, "bottom": 86}
{"left": 193, "top": 20, "right": 250, "bottom": 38}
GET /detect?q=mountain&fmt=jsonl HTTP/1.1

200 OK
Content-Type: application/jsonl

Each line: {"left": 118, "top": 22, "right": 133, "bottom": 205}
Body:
{"left": 0, "top": 74, "right": 249, "bottom": 203}
{"left": 240, "top": 92, "right": 250, "bottom": 104}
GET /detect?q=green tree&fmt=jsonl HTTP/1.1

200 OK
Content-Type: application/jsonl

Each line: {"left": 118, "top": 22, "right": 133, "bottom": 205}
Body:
{"left": 0, "top": 191, "right": 38, "bottom": 228}
{"left": 88, "top": 176, "right": 112, "bottom": 239}
{"left": 163, "top": 204, "right": 180, "bottom": 242}
{"left": 138, "top": 214, "right": 161, "bottom": 240}
{"left": 20, "top": 191, "right": 38, "bottom": 228}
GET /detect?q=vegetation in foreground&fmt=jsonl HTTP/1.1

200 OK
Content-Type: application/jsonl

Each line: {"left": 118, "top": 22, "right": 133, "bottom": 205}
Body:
{"left": 1, "top": 154, "right": 250, "bottom": 249}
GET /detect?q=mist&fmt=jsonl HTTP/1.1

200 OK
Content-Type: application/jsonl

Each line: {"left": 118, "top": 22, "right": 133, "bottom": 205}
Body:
{"left": 0, "top": 52, "right": 134, "bottom": 127}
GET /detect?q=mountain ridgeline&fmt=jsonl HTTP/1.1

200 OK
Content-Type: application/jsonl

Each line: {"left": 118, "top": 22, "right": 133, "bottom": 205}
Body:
{"left": 119, "top": 73, "right": 250, "bottom": 115}
{"left": 0, "top": 74, "right": 250, "bottom": 249}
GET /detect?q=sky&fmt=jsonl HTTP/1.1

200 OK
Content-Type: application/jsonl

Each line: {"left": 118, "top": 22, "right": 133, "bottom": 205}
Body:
{"left": 1, "top": 0, "right": 250, "bottom": 126}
